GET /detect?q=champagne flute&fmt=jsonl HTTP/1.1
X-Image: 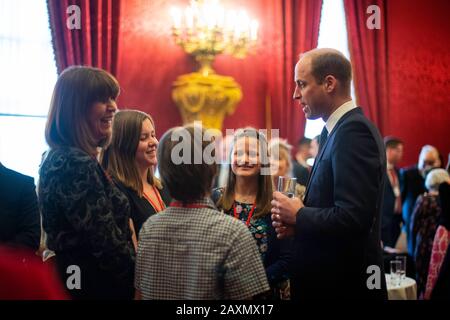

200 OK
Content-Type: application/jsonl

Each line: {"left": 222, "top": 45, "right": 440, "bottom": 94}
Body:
{"left": 390, "top": 260, "right": 401, "bottom": 287}
{"left": 277, "top": 176, "right": 297, "bottom": 198}
{"left": 395, "top": 255, "right": 407, "bottom": 283}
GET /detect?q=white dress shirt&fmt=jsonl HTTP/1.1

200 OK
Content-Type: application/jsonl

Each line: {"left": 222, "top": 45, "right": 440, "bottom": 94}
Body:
{"left": 325, "top": 100, "right": 357, "bottom": 135}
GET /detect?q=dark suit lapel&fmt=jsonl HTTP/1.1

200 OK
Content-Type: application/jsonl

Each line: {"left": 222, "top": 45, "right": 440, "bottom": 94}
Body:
{"left": 304, "top": 108, "right": 362, "bottom": 202}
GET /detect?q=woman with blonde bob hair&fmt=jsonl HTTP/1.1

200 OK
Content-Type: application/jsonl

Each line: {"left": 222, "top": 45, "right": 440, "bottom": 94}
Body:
{"left": 213, "top": 128, "right": 292, "bottom": 299}
{"left": 39, "top": 66, "right": 135, "bottom": 300}
{"left": 101, "top": 110, "right": 170, "bottom": 239}
{"left": 269, "top": 138, "right": 306, "bottom": 200}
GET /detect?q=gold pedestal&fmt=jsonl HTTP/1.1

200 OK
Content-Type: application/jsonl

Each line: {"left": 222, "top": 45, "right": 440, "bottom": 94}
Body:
{"left": 172, "top": 72, "right": 242, "bottom": 130}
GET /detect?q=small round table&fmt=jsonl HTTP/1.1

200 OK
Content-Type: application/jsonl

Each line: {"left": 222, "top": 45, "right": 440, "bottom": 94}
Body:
{"left": 385, "top": 274, "right": 417, "bottom": 300}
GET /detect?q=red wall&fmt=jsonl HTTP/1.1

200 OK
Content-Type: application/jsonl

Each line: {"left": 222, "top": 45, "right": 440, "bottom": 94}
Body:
{"left": 386, "top": 0, "right": 450, "bottom": 166}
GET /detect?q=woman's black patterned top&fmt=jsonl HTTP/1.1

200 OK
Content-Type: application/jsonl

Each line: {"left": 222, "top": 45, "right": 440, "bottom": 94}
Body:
{"left": 38, "top": 147, "right": 135, "bottom": 299}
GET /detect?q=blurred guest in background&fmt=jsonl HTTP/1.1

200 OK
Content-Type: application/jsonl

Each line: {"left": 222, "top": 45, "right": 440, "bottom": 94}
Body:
{"left": 401, "top": 145, "right": 442, "bottom": 256}
{"left": 292, "top": 137, "right": 311, "bottom": 185}
{"left": 411, "top": 168, "right": 449, "bottom": 298}
{"left": 425, "top": 177, "right": 450, "bottom": 299}
{"left": 269, "top": 138, "right": 306, "bottom": 200}
{"left": 294, "top": 137, "right": 311, "bottom": 169}
{"left": 305, "top": 134, "right": 320, "bottom": 168}
{"left": 309, "top": 135, "right": 320, "bottom": 160}
{"left": 429, "top": 154, "right": 450, "bottom": 299}
{"left": 0, "top": 162, "right": 40, "bottom": 251}
{"left": 381, "top": 137, "right": 404, "bottom": 249}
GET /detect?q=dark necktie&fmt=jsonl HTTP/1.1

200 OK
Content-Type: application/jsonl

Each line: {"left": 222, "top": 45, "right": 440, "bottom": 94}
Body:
{"left": 305, "top": 126, "right": 329, "bottom": 194}
{"left": 388, "top": 168, "right": 402, "bottom": 213}
{"left": 318, "top": 126, "right": 328, "bottom": 154}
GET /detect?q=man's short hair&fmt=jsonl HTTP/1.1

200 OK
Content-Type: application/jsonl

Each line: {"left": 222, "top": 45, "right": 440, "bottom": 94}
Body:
{"left": 384, "top": 136, "right": 403, "bottom": 149}
{"left": 297, "top": 137, "right": 311, "bottom": 148}
{"left": 157, "top": 125, "right": 217, "bottom": 202}
{"left": 309, "top": 51, "right": 352, "bottom": 91}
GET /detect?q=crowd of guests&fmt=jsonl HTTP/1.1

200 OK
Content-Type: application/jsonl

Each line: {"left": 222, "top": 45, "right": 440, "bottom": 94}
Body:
{"left": 381, "top": 138, "right": 450, "bottom": 299}
{"left": 0, "top": 65, "right": 449, "bottom": 300}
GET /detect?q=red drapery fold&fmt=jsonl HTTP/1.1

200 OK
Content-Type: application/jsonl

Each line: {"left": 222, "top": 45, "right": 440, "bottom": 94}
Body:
{"left": 344, "top": 0, "right": 388, "bottom": 133}
{"left": 47, "top": 0, "right": 121, "bottom": 75}
{"left": 265, "top": 0, "right": 323, "bottom": 143}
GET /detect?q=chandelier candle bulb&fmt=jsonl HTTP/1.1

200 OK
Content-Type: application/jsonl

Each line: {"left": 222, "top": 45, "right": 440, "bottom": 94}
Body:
{"left": 170, "top": 7, "right": 182, "bottom": 30}
{"left": 170, "top": 0, "right": 258, "bottom": 130}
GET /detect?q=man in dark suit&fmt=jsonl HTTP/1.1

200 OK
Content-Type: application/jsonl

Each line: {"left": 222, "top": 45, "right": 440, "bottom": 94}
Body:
{"left": 0, "top": 163, "right": 40, "bottom": 250}
{"left": 400, "top": 145, "right": 441, "bottom": 255}
{"left": 381, "top": 136, "right": 404, "bottom": 249}
{"left": 271, "top": 48, "right": 387, "bottom": 299}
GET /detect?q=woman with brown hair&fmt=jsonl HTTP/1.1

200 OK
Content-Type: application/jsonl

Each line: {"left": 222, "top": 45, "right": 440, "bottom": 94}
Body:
{"left": 213, "top": 128, "right": 292, "bottom": 299}
{"left": 39, "top": 66, "right": 135, "bottom": 299}
{"left": 101, "top": 110, "right": 170, "bottom": 240}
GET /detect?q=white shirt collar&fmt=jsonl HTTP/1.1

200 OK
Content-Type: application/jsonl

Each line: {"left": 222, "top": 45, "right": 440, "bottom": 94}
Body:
{"left": 325, "top": 100, "right": 357, "bottom": 134}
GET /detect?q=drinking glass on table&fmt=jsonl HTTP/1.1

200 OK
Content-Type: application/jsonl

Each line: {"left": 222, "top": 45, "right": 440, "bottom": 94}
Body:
{"left": 390, "top": 260, "right": 402, "bottom": 287}
{"left": 395, "top": 255, "right": 407, "bottom": 283}
{"left": 277, "top": 176, "right": 297, "bottom": 198}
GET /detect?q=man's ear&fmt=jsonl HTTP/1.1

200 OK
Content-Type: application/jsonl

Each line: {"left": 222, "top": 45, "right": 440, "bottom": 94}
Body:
{"left": 323, "top": 75, "right": 337, "bottom": 93}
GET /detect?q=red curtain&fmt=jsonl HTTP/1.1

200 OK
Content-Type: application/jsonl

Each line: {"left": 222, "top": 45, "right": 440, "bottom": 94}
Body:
{"left": 47, "top": 0, "right": 121, "bottom": 75}
{"left": 344, "top": 0, "right": 388, "bottom": 133}
{"left": 264, "top": 0, "right": 323, "bottom": 144}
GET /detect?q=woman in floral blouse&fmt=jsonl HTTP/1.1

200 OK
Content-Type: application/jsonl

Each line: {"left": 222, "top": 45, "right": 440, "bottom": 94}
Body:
{"left": 213, "top": 128, "right": 292, "bottom": 299}
{"left": 39, "top": 66, "right": 135, "bottom": 299}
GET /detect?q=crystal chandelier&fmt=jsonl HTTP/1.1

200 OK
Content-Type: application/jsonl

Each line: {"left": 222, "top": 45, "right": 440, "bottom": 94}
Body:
{"left": 170, "top": 0, "right": 259, "bottom": 75}
{"left": 169, "top": 0, "right": 259, "bottom": 130}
